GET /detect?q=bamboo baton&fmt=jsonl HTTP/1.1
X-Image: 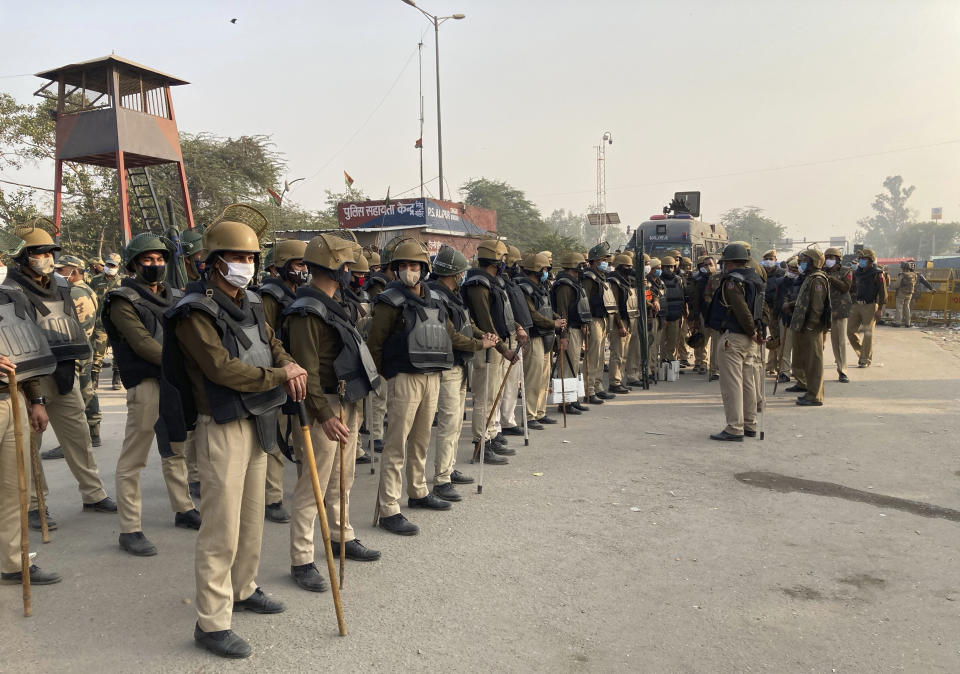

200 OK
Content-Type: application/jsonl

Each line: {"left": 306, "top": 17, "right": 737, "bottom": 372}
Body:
{"left": 582, "top": 326, "right": 590, "bottom": 405}
{"left": 297, "top": 403, "right": 347, "bottom": 636}
{"left": 337, "top": 380, "right": 346, "bottom": 590}
{"left": 557, "top": 340, "right": 567, "bottom": 428}
{"left": 9, "top": 369, "right": 31, "bottom": 616}
{"left": 471, "top": 355, "right": 518, "bottom": 464}
{"left": 29, "top": 434, "right": 49, "bottom": 544}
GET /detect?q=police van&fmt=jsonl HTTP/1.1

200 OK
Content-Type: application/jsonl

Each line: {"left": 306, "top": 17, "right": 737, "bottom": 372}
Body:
{"left": 627, "top": 192, "right": 727, "bottom": 261}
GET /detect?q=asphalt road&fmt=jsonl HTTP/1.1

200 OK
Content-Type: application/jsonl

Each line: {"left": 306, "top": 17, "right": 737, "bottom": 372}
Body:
{"left": 2, "top": 324, "right": 959, "bottom": 672}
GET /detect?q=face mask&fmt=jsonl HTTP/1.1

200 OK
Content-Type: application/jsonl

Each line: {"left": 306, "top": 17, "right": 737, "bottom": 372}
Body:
{"left": 351, "top": 274, "right": 365, "bottom": 288}
{"left": 218, "top": 257, "right": 255, "bottom": 288}
{"left": 798, "top": 262, "right": 809, "bottom": 273}
{"left": 454, "top": 273, "right": 465, "bottom": 289}
{"left": 0, "top": 266, "right": 7, "bottom": 285}
{"left": 288, "top": 269, "right": 308, "bottom": 285}
{"left": 340, "top": 270, "right": 352, "bottom": 288}
{"left": 105, "top": 266, "right": 119, "bottom": 277}
{"left": 761, "top": 259, "right": 776, "bottom": 268}
{"left": 661, "top": 268, "right": 674, "bottom": 278}
{"left": 643, "top": 265, "right": 651, "bottom": 275}
{"left": 623, "top": 268, "right": 633, "bottom": 276}
{"left": 497, "top": 261, "right": 507, "bottom": 275}
{"left": 598, "top": 261, "right": 610, "bottom": 272}
{"left": 699, "top": 267, "right": 708, "bottom": 274}
{"left": 193, "top": 259, "right": 205, "bottom": 276}
{"left": 138, "top": 264, "right": 166, "bottom": 285}
{"left": 399, "top": 268, "right": 420, "bottom": 288}
{"left": 858, "top": 259, "right": 868, "bottom": 269}
{"left": 824, "top": 259, "right": 837, "bottom": 269}
{"left": 29, "top": 256, "right": 55, "bottom": 275}
{"left": 654, "top": 269, "right": 662, "bottom": 277}
{"left": 787, "top": 271, "right": 799, "bottom": 279}
{"left": 540, "top": 270, "right": 549, "bottom": 283}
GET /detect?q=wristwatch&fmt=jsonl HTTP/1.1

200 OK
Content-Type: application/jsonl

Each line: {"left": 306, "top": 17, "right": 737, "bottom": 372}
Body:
{"left": 30, "top": 397, "right": 46, "bottom": 406}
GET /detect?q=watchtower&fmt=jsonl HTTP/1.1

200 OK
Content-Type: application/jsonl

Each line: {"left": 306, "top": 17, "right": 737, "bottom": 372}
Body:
{"left": 35, "top": 55, "right": 196, "bottom": 244}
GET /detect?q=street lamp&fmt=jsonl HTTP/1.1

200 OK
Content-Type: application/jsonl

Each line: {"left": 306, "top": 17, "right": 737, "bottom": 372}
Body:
{"left": 401, "top": 0, "right": 465, "bottom": 201}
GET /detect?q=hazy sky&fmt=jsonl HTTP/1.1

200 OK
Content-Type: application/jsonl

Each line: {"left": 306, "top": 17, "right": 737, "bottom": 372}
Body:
{"left": 3, "top": 0, "right": 959, "bottom": 248}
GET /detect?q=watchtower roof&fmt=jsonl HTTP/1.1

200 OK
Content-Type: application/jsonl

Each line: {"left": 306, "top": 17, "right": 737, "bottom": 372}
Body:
{"left": 36, "top": 55, "right": 189, "bottom": 88}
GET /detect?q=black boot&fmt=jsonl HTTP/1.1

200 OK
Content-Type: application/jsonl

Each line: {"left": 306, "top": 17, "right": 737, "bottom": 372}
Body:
{"left": 189, "top": 481, "right": 202, "bottom": 501}
{"left": 432, "top": 482, "right": 462, "bottom": 502}
{"left": 83, "top": 497, "right": 117, "bottom": 512}
{"left": 489, "top": 441, "right": 515, "bottom": 456}
{"left": 588, "top": 395, "right": 604, "bottom": 405}
{"left": 233, "top": 587, "right": 285, "bottom": 613}
{"left": 450, "top": 470, "right": 474, "bottom": 484}
{"left": 175, "top": 509, "right": 202, "bottom": 530}
{"left": 610, "top": 384, "right": 630, "bottom": 394}
{"left": 408, "top": 493, "right": 452, "bottom": 510}
{"left": 330, "top": 538, "right": 381, "bottom": 561}
{"left": 559, "top": 404, "right": 581, "bottom": 416}
{"left": 573, "top": 401, "right": 589, "bottom": 411}
{"left": 41, "top": 446, "right": 63, "bottom": 460}
{"left": 264, "top": 502, "right": 290, "bottom": 523}
{"left": 291, "top": 563, "right": 328, "bottom": 592}
{"left": 119, "top": 532, "right": 158, "bottom": 556}
{"left": 112, "top": 370, "right": 122, "bottom": 391}
{"left": 194, "top": 624, "right": 251, "bottom": 659}
{"left": 28, "top": 509, "right": 57, "bottom": 531}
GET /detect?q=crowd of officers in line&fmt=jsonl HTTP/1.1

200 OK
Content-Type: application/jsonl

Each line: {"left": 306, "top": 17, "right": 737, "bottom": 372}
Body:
{"left": 0, "top": 210, "right": 896, "bottom": 658}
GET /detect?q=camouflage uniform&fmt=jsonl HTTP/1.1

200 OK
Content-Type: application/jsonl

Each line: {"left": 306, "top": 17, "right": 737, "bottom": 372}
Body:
{"left": 90, "top": 253, "right": 122, "bottom": 387}
{"left": 58, "top": 256, "right": 102, "bottom": 441}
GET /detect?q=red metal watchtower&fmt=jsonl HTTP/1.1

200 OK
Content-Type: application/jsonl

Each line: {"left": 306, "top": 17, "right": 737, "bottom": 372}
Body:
{"left": 34, "top": 55, "right": 195, "bottom": 244}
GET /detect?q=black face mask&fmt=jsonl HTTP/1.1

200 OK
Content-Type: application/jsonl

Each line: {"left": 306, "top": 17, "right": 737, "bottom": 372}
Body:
{"left": 341, "top": 270, "right": 352, "bottom": 288}
{"left": 138, "top": 264, "right": 166, "bottom": 285}
{"left": 661, "top": 269, "right": 675, "bottom": 279}
{"left": 287, "top": 268, "right": 308, "bottom": 286}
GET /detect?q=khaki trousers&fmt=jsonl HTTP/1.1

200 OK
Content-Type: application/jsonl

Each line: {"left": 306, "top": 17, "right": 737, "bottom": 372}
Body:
{"left": 779, "top": 322, "right": 793, "bottom": 375}
{"left": 564, "top": 327, "right": 584, "bottom": 379}
{"left": 115, "top": 379, "right": 194, "bottom": 533}
{"left": 675, "top": 316, "right": 691, "bottom": 361}
{"left": 847, "top": 302, "right": 877, "bottom": 365}
{"left": 31, "top": 373, "right": 107, "bottom": 508}
{"left": 625, "top": 317, "right": 641, "bottom": 381}
{"left": 0, "top": 394, "right": 30, "bottom": 573}
{"left": 264, "top": 449, "right": 285, "bottom": 505}
{"left": 194, "top": 415, "right": 266, "bottom": 632}
{"left": 499, "top": 335, "right": 522, "bottom": 430}
{"left": 829, "top": 318, "right": 848, "bottom": 375}
{"left": 607, "top": 321, "right": 629, "bottom": 386}
{"left": 659, "top": 319, "right": 681, "bottom": 363}
{"left": 522, "top": 337, "right": 548, "bottom": 421}
{"left": 706, "top": 327, "right": 720, "bottom": 376}
{"left": 378, "top": 372, "right": 439, "bottom": 517}
{"left": 718, "top": 331, "right": 758, "bottom": 435}
{"left": 471, "top": 349, "right": 502, "bottom": 443}
{"left": 586, "top": 317, "right": 607, "bottom": 395}
{"left": 794, "top": 330, "right": 825, "bottom": 403}
{"left": 434, "top": 365, "right": 467, "bottom": 485}
{"left": 290, "top": 396, "right": 359, "bottom": 565}
{"left": 367, "top": 382, "right": 387, "bottom": 441}
{"left": 184, "top": 432, "right": 199, "bottom": 485}
{"left": 693, "top": 324, "right": 708, "bottom": 368}
{"left": 896, "top": 293, "right": 913, "bottom": 327}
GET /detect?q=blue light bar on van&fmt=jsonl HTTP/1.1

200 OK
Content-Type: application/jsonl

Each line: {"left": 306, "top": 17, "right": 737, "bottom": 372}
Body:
{"left": 672, "top": 214, "right": 693, "bottom": 219}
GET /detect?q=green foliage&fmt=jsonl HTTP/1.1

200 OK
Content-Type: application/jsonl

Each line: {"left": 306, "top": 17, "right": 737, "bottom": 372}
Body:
{"left": 313, "top": 185, "right": 370, "bottom": 229}
{"left": 858, "top": 175, "right": 915, "bottom": 254}
{"left": 895, "top": 221, "right": 960, "bottom": 258}
{"left": 719, "top": 206, "right": 786, "bottom": 256}
{"left": 460, "top": 177, "right": 552, "bottom": 250}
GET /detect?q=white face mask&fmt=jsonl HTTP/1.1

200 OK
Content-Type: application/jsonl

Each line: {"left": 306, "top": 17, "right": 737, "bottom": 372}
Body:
{"left": 761, "top": 259, "right": 776, "bottom": 268}
{"left": 786, "top": 271, "right": 799, "bottom": 279}
{"left": 104, "top": 265, "right": 119, "bottom": 277}
{"left": 643, "top": 265, "right": 651, "bottom": 275}
{"left": 0, "top": 266, "right": 7, "bottom": 285}
{"left": 29, "top": 256, "right": 55, "bottom": 275}
{"left": 699, "top": 267, "right": 708, "bottom": 274}
{"left": 824, "top": 258, "right": 837, "bottom": 268}
{"left": 399, "top": 268, "right": 420, "bottom": 288}
{"left": 218, "top": 257, "right": 256, "bottom": 288}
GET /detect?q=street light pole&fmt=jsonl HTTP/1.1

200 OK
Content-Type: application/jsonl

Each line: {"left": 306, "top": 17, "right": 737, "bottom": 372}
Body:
{"left": 402, "top": 1, "right": 465, "bottom": 203}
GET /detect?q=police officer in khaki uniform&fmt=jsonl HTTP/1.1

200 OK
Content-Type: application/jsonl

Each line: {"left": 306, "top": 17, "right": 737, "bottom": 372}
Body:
{"left": 581, "top": 243, "right": 618, "bottom": 402}
{"left": 823, "top": 248, "right": 853, "bottom": 382}
{"left": 0, "top": 252, "right": 61, "bottom": 586}
{"left": 606, "top": 253, "right": 635, "bottom": 393}
{"left": 428, "top": 246, "right": 499, "bottom": 501}
{"left": 259, "top": 239, "right": 308, "bottom": 524}
{"left": 362, "top": 249, "right": 392, "bottom": 454}
{"left": 462, "top": 239, "right": 520, "bottom": 459}
{"left": 90, "top": 252, "right": 123, "bottom": 390}
{"left": 498, "top": 245, "right": 531, "bottom": 438}
{"left": 690, "top": 255, "right": 719, "bottom": 376}
{"left": 894, "top": 261, "right": 933, "bottom": 328}
{"left": 706, "top": 244, "right": 764, "bottom": 441}
{"left": 847, "top": 248, "right": 886, "bottom": 368}
{"left": 623, "top": 253, "right": 646, "bottom": 387}
{"left": 6, "top": 226, "right": 116, "bottom": 529}
{"left": 646, "top": 258, "right": 665, "bottom": 377}
{"left": 160, "top": 209, "right": 307, "bottom": 659}
{"left": 789, "top": 248, "right": 830, "bottom": 406}
{"left": 368, "top": 239, "right": 493, "bottom": 535}
{"left": 285, "top": 234, "right": 381, "bottom": 592}
{"left": 657, "top": 255, "right": 685, "bottom": 368}
{"left": 104, "top": 233, "right": 200, "bottom": 557}
{"left": 550, "top": 251, "right": 591, "bottom": 414}
{"left": 178, "top": 228, "right": 204, "bottom": 501}
{"left": 516, "top": 252, "right": 565, "bottom": 426}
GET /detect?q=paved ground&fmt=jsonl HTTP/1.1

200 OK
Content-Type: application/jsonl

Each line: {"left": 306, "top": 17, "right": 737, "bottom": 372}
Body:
{"left": 2, "top": 324, "right": 959, "bottom": 672}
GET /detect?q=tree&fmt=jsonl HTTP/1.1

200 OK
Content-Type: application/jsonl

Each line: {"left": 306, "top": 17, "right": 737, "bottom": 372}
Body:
{"left": 718, "top": 207, "right": 786, "bottom": 256}
{"left": 895, "top": 221, "right": 960, "bottom": 258}
{"left": 858, "top": 175, "right": 915, "bottom": 254}
{"left": 460, "top": 177, "right": 551, "bottom": 250}
{"left": 545, "top": 208, "right": 586, "bottom": 246}
{"left": 312, "top": 184, "right": 370, "bottom": 229}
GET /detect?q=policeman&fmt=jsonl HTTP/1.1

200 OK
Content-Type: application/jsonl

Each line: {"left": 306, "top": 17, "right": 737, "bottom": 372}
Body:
{"left": 606, "top": 253, "right": 636, "bottom": 394}
{"left": 6, "top": 226, "right": 116, "bottom": 528}
{"left": 285, "top": 234, "right": 381, "bottom": 591}
{"left": 676, "top": 256, "right": 695, "bottom": 366}
{"left": 159, "top": 208, "right": 307, "bottom": 659}
{"left": 658, "top": 255, "right": 686, "bottom": 368}
{"left": 707, "top": 244, "right": 764, "bottom": 441}
{"left": 362, "top": 249, "right": 392, "bottom": 454}
{"left": 103, "top": 233, "right": 199, "bottom": 556}
{"left": 0, "top": 255, "right": 61, "bottom": 586}
{"left": 550, "top": 251, "right": 591, "bottom": 415}
{"left": 895, "top": 261, "right": 933, "bottom": 328}
{"left": 516, "top": 252, "right": 565, "bottom": 427}
{"left": 180, "top": 228, "right": 206, "bottom": 287}
{"left": 646, "top": 258, "right": 666, "bottom": 377}
{"left": 789, "top": 248, "right": 830, "bottom": 406}
{"left": 368, "top": 239, "right": 492, "bottom": 535}
{"left": 462, "top": 239, "right": 520, "bottom": 459}
{"left": 581, "top": 243, "right": 618, "bottom": 402}
{"left": 823, "top": 248, "right": 853, "bottom": 382}
{"left": 91, "top": 252, "right": 123, "bottom": 390}
{"left": 428, "top": 246, "right": 499, "bottom": 500}
{"left": 498, "top": 245, "right": 532, "bottom": 437}
{"left": 622, "top": 253, "right": 647, "bottom": 387}
{"left": 258, "top": 239, "right": 308, "bottom": 524}
{"left": 772, "top": 258, "right": 801, "bottom": 383}
{"left": 847, "top": 248, "right": 886, "bottom": 368}
{"left": 690, "top": 255, "right": 718, "bottom": 376}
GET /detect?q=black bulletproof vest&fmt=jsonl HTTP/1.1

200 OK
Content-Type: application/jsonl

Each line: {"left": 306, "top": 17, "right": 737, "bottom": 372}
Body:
{"left": 707, "top": 269, "right": 764, "bottom": 334}
{"left": 0, "top": 287, "right": 57, "bottom": 383}
{"left": 517, "top": 276, "right": 556, "bottom": 351}
{"left": 102, "top": 279, "right": 181, "bottom": 388}
{"left": 501, "top": 275, "right": 533, "bottom": 332}
{"left": 462, "top": 269, "right": 513, "bottom": 339}
{"left": 285, "top": 288, "right": 379, "bottom": 402}
{"left": 429, "top": 280, "right": 475, "bottom": 368}
{"left": 854, "top": 267, "right": 884, "bottom": 303}
{"left": 377, "top": 283, "right": 454, "bottom": 378}
{"left": 661, "top": 273, "right": 685, "bottom": 321}
{"left": 551, "top": 273, "right": 592, "bottom": 327}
